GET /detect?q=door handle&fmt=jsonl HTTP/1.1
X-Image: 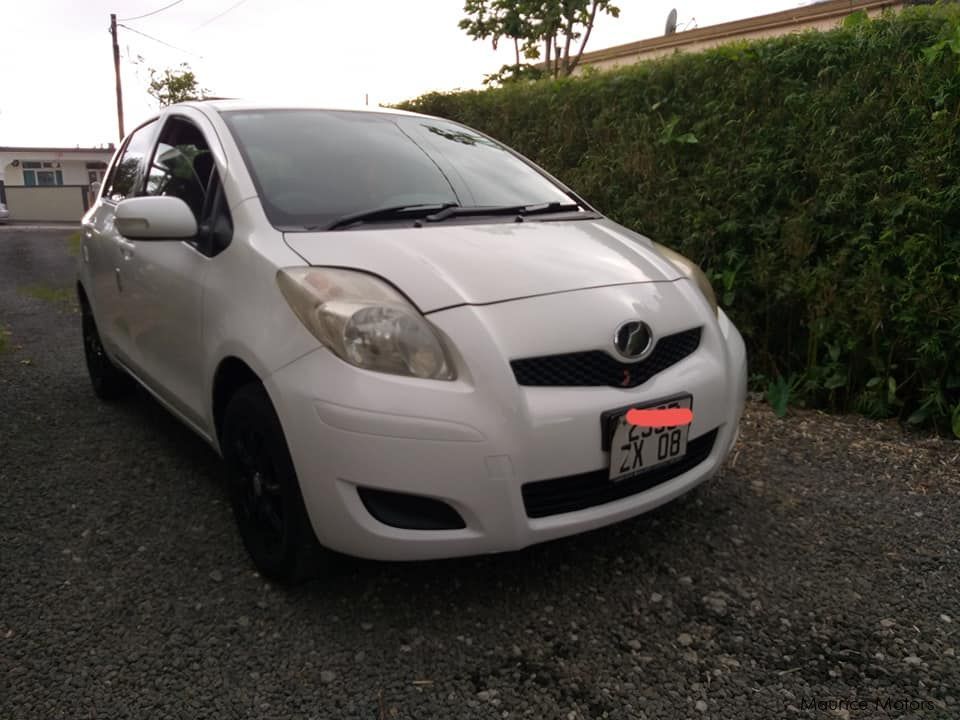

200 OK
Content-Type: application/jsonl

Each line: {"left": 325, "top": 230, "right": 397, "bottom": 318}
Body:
{"left": 115, "top": 267, "right": 123, "bottom": 293}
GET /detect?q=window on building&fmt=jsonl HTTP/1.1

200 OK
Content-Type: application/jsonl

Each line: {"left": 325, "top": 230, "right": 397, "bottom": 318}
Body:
{"left": 22, "top": 161, "right": 64, "bottom": 187}
{"left": 86, "top": 161, "right": 107, "bottom": 185}
{"left": 37, "top": 171, "right": 64, "bottom": 186}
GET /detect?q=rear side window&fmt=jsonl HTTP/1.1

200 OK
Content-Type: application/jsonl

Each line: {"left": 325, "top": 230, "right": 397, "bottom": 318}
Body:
{"left": 103, "top": 121, "right": 157, "bottom": 201}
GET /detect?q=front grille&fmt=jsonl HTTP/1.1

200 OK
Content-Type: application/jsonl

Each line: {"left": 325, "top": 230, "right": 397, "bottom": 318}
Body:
{"left": 521, "top": 428, "right": 718, "bottom": 518}
{"left": 510, "top": 327, "right": 702, "bottom": 388}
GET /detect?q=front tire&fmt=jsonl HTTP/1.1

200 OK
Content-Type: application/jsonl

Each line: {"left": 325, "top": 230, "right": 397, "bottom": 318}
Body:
{"left": 221, "top": 383, "right": 325, "bottom": 583}
{"left": 81, "top": 306, "right": 131, "bottom": 401}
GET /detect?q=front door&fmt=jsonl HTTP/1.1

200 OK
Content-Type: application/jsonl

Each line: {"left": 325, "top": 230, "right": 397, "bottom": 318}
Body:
{"left": 119, "top": 114, "right": 223, "bottom": 428}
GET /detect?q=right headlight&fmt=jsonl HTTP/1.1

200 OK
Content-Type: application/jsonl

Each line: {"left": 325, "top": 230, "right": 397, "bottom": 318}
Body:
{"left": 277, "top": 267, "right": 456, "bottom": 380}
{"left": 654, "top": 243, "right": 719, "bottom": 315}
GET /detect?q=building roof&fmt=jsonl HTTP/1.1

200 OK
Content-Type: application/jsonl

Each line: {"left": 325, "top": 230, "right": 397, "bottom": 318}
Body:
{"left": 0, "top": 145, "right": 115, "bottom": 154}
{"left": 576, "top": 0, "right": 905, "bottom": 67}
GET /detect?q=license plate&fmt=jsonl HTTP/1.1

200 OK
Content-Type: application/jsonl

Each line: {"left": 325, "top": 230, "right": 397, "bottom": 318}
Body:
{"left": 606, "top": 395, "right": 693, "bottom": 482}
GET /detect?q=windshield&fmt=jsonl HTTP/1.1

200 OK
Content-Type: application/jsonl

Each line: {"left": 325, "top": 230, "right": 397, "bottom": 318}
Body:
{"left": 221, "top": 109, "right": 574, "bottom": 229}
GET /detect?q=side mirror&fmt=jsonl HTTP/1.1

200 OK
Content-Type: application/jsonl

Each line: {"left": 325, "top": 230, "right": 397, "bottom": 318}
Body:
{"left": 115, "top": 196, "right": 198, "bottom": 240}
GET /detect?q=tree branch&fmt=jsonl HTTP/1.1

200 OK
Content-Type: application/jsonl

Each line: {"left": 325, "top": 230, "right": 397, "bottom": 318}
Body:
{"left": 567, "top": 0, "right": 600, "bottom": 76}
{"left": 544, "top": 35, "right": 553, "bottom": 78}
{"left": 562, "top": 24, "right": 573, "bottom": 75}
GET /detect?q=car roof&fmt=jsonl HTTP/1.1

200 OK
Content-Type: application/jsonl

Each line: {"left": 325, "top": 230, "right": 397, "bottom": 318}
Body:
{"left": 175, "top": 99, "right": 428, "bottom": 119}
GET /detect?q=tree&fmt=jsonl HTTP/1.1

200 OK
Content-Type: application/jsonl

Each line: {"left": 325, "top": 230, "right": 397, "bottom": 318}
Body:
{"left": 459, "top": 0, "right": 620, "bottom": 84}
{"left": 147, "top": 63, "right": 209, "bottom": 107}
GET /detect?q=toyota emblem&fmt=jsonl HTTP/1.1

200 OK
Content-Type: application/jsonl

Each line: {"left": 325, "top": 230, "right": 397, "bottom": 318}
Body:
{"left": 613, "top": 321, "right": 654, "bottom": 361}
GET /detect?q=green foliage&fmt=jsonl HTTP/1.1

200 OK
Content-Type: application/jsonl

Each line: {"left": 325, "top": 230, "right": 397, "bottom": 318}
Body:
{"left": 147, "top": 63, "right": 208, "bottom": 107}
{"left": 922, "top": 18, "right": 960, "bottom": 62}
{"left": 403, "top": 5, "right": 960, "bottom": 436}
{"left": 483, "top": 62, "right": 545, "bottom": 86}
{"left": 657, "top": 116, "right": 698, "bottom": 146}
{"left": 843, "top": 10, "right": 870, "bottom": 29}
{"left": 459, "top": 0, "right": 620, "bottom": 81}
{"left": 66, "top": 231, "right": 82, "bottom": 257}
{"left": 18, "top": 284, "right": 74, "bottom": 305}
{"left": 767, "top": 373, "right": 804, "bottom": 418}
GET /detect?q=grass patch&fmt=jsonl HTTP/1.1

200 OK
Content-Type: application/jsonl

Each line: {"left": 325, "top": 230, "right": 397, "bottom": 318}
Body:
{"left": 19, "top": 284, "right": 75, "bottom": 305}
{"left": 67, "top": 231, "right": 82, "bottom": 257}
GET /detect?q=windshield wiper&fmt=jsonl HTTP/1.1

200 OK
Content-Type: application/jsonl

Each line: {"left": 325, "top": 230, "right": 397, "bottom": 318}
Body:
{"left": 305, "top": 200, "right": 589, "bottom": 232}
{"left": 323, "top": 203, "right": 459, "bottom": 231}
{"left": 424, "top": 201, "right": 585, "bottom": 223}
{"left": 517, "top": 201, "right": 585, "bottom": 217}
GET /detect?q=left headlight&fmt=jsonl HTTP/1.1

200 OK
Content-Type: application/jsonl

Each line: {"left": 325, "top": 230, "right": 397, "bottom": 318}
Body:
{"left": 277, "top": 267, "right": 456, "bottom": 380}
{"left": 654, "top": 243, "right": 718, "bottom": 315}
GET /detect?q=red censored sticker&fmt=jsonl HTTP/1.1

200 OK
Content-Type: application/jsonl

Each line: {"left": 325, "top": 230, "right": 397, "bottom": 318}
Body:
{"left": 625, "top": 407, "right": 694, "bottom": 428}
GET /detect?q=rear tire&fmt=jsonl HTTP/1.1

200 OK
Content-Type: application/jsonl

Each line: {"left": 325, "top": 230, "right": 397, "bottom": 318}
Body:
{"left": 81, "top": 305, "right": 131, "bottom": 401}
{"left": 221, "top": 383, "right": 326, "bottom": 583}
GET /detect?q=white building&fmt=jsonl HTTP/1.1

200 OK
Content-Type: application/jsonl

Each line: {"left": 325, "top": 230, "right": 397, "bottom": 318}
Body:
{"left": 0, "top": 145, "right": 116, "bottom": 222}
{"left": 571, "top": 0, "right": 911, "bottom": 74}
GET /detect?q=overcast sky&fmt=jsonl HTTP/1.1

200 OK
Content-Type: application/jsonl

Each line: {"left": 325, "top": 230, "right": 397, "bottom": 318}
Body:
{"left": 1, "top": 0, "right": 814, "bottom": 147}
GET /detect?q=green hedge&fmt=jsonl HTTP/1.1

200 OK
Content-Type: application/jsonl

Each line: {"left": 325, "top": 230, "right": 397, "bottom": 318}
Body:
{"left": 400, "top": 5, "right": 960, "bottom": 434}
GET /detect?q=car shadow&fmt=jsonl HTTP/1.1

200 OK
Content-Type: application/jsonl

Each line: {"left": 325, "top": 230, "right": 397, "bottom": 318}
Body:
{"left": 296, "top": 484, "right": 735, "bottom": 613}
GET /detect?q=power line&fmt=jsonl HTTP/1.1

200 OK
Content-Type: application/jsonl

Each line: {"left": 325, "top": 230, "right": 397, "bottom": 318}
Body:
{"left": 118, "top": 0, "right": 186, "bottom": 22}
{"left": 117, "top": 23, "right": 204, "bottom": 57}
{"left": 193, "top": 0, "right": 251, "bottom": 31}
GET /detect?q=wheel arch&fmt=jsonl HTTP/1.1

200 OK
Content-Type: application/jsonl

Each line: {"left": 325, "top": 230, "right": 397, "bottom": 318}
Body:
{"left": 212, "top": 356, "right": 263, "bottom": 445}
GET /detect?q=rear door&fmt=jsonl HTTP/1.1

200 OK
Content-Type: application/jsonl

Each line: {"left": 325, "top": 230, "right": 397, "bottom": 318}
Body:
{"left": 83, "top": 120, "right": 157, "bottom": 364}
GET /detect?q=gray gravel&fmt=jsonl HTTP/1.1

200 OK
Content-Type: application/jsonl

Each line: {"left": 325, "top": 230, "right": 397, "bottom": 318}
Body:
{"left": 2, "top": 227, "right": 958, "bottom": 719}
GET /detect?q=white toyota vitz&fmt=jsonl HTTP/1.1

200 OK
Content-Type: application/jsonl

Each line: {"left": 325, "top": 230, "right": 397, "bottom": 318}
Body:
{"left": 78, "top": 101, "right": 746, "bottom": 583}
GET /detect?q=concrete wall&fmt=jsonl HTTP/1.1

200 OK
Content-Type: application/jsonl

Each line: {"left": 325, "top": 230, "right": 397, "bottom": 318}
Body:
{"left": 579, "top": 16, "right": 850, "bottom": 71}
{"left": 4, "top": 186, "right": 87, "bottom": 223}
{"left": 574, "top": 1, "right": 906, "bottom": 74}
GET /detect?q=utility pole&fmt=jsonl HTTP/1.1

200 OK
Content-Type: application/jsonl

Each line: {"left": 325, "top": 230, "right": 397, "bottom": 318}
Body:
{"left": 110, "top": 13, "right": 125, "bottom": 140}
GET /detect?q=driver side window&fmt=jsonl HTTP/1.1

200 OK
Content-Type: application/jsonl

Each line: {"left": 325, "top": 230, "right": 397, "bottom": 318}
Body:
{"left": 144, "top": 117, "right": 216, "bottom": 221}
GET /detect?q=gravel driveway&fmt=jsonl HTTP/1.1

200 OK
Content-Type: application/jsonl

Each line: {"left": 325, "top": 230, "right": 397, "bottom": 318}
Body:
{"left": 1, "top": 227, "right": 957, "bottom": 720}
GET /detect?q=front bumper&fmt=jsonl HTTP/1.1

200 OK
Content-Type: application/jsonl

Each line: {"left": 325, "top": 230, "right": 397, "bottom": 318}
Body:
{"left": 264, "top": 283, "right": 747, "bottom": 561}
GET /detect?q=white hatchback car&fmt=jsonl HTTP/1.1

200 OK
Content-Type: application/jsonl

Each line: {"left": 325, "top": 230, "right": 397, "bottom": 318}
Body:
{"left": 78, "top": 102, "right": 746, "bottom": 582}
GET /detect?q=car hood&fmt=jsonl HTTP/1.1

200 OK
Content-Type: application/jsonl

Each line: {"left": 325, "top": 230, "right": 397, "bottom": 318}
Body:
{"left": 282, "top": 218, "right": 683, "bottom": 313}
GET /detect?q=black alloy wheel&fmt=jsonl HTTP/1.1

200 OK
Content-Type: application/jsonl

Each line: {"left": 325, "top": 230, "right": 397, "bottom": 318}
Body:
{"left": 221, "top": 383, "right": 325, "bottom": 583}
